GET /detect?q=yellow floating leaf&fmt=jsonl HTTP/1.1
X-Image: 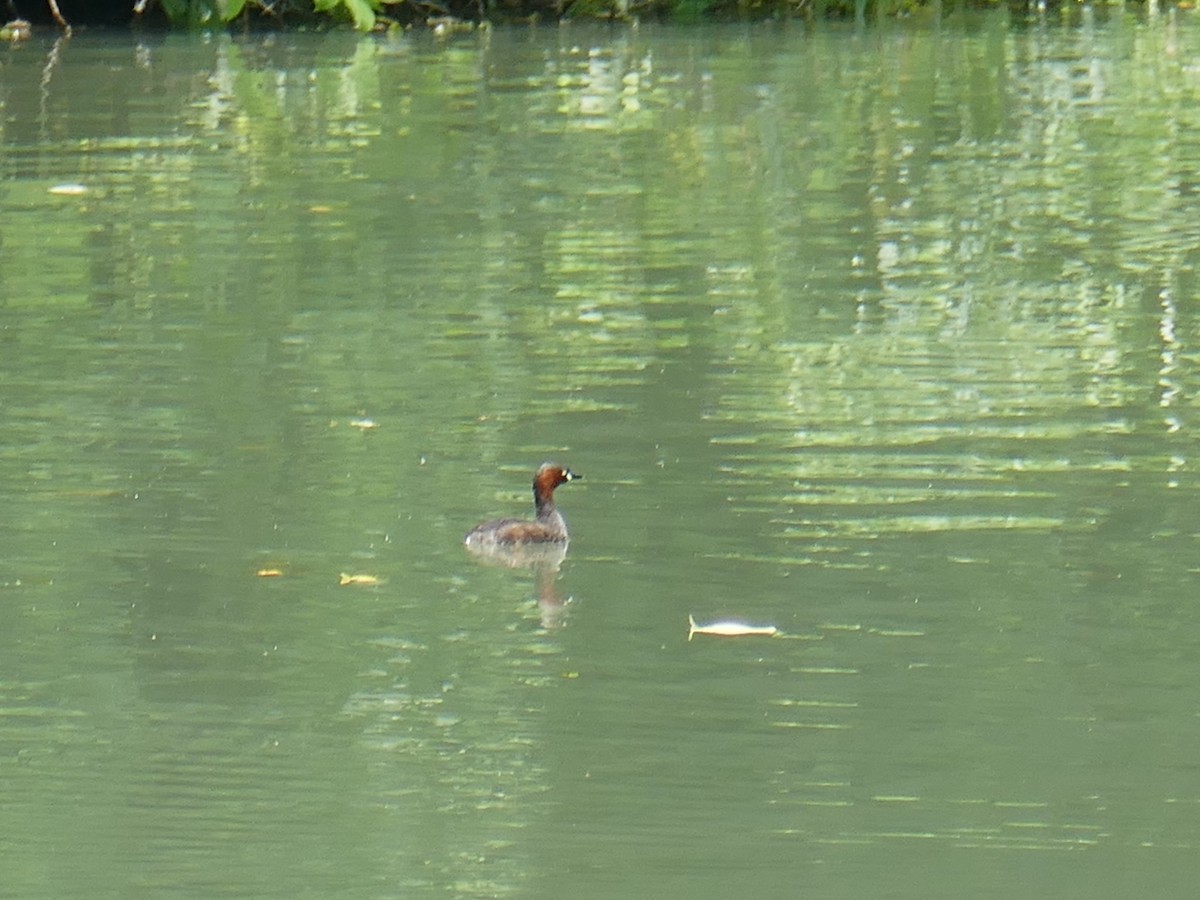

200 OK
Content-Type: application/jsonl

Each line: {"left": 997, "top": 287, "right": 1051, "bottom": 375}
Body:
{"left": 339, "top": 573, "right": 384, "bottom": 586}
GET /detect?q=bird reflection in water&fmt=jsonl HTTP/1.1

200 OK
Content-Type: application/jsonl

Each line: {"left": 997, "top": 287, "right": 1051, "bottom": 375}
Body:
{"left": 464, "top": 539, "right": 572, "bottom": 629}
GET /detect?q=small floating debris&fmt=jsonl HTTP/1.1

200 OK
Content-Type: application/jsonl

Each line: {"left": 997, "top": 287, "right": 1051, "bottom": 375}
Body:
{"left": 49, "top": 183, "right": 88, "bottom": 196}
{"left": 688, "top": 614, "right": 779, "bottom": 641}
{"left": 868, "top": 627, "right": 926, "bottom": 638}
{"left": 1, "top": 19, "right": 32, "bottom": 42}
{"left": 329, "top": 417, "right": 379, "bottom": 431}
{"left": 256, "top": 568, "right": 284, "bottom": 578}
{"left": 339, "top": 573, "right": 384, "bottom": 587}
{"left": 428, "top": 16, "right": 476, "bottom": 36}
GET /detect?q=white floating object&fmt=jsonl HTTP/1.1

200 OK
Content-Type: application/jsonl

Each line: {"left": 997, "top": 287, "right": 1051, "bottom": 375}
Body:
{"left": 48, "top": 183, "right": 88, "bottom": 196}
{"left": 688, "top": 614, "right": 779, "bottom": 641}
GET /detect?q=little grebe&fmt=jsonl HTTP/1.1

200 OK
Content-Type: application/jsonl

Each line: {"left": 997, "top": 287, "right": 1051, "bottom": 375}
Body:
{"left": 465, "top": 463, "right": 580, "bottom": 547}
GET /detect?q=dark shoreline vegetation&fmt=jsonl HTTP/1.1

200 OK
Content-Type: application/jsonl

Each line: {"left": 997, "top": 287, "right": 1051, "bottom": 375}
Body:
{"left": 3, "top": 0, "right": 1165, "bottom": 33}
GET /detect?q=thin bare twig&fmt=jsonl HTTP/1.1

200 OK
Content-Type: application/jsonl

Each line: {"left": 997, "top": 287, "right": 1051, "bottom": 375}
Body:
{"left": 46, "top": 0, "right": 71, "bottom": 32}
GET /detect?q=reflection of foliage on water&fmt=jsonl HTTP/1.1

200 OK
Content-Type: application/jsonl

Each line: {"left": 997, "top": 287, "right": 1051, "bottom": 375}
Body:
{"left": 152, "top": 0, "right": 383, "bottom": 31}
{"left": 4, "top": 22, "right": 1198, "bottom": 475}
{"left": 139, "top": 0, "right": 1098, "bottom": 29}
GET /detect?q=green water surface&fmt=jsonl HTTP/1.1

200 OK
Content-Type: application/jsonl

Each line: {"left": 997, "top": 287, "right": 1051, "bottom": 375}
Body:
{"left": 2, "top": 13, "right": 1200, "bottom": 898}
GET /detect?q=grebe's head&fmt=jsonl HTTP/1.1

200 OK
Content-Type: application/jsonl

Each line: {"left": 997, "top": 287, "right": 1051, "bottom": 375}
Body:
{"left": 534, "top": 463, "right": 580, "bottom": 495}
